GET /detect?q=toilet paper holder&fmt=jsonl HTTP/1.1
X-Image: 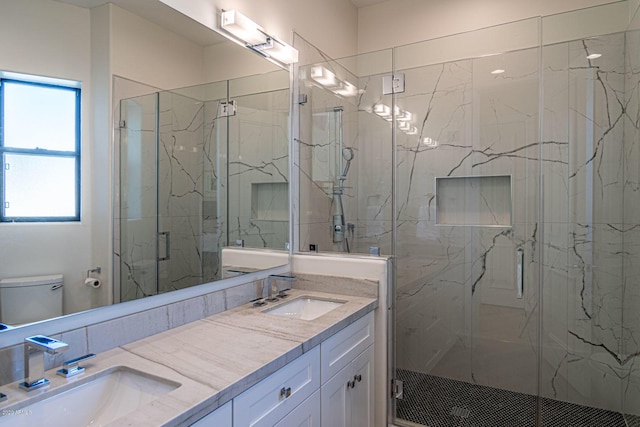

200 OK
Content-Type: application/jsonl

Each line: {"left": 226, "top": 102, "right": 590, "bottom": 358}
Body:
{"left": 86, "top": 267, "right": 101, "bottom": 278}
{"left": 85, "top": 267, "right": 102, "bottom": 288}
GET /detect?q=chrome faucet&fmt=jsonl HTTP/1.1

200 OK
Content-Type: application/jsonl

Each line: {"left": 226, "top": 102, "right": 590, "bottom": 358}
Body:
{"left": 251, "top": 275, "right": 296, "bottom": 306}
{"left": 251, "top": 279, "right": 270, "bottom": 306}
{"left": 269, "top": 274, "right": 295, "bottom": 298}
{"left": 20, "top": 335, "right": 69, "bottom": 391}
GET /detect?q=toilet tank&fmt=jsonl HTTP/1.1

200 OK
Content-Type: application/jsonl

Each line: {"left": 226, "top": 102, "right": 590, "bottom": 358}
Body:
{"left": 0, "top": 274, "right": 64, "bottom": 326}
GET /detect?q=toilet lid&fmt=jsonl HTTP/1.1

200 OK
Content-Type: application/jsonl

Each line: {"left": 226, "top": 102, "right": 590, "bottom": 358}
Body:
{"left": 0, "top": 274, "right": 63, "bottom": 288}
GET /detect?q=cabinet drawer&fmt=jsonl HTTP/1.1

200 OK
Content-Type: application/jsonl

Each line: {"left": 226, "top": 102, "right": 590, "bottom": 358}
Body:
{"left": 189, "top": 400, "right": 232, "bottom": 427}
{"left": 233, "top": 345, "right": 320, "bottom": 427}
{"left": 274, "top": 390, "right": 320, "bottom": 427}
{"left": 321, "top": 311, "right": 374, "bottom": 383}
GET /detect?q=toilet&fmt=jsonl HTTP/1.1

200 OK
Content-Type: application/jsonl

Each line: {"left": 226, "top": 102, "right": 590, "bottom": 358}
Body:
{"left": 0, "top": 274, "right": 64, "bottom": 326}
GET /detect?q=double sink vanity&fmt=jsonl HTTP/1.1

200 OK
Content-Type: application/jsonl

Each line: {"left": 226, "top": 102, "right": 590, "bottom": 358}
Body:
{"left": 0, "top": 280, "right": 378, "bottom": 426}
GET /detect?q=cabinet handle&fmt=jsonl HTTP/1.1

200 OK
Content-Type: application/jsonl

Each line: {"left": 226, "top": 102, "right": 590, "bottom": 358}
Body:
{"left": 279, "top": 387, "right": 292, "bottom": 399}
{"left": 355, "top": 374, "right": 362, "bottom": 383}
{"left": 347, "top": 380, "right": 355, "bottom": 389}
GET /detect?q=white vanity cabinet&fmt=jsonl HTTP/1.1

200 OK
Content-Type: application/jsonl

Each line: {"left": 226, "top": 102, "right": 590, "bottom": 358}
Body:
{"left": 190, "top": 311, "right": 375, "bottom": 427}
{"left": 190, "top": 400, "right": 232, "bottom": 427}
{"left": 320, "top": 312, "right": 375, "bottom": 427}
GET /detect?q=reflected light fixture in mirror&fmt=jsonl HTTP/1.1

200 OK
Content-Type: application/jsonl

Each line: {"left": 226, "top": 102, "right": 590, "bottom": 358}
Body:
{"left": 220, "top": 10, "right": 298, "bottom": 67}
{"left": 308, "top": 66, "right": 358, "bottom": 97}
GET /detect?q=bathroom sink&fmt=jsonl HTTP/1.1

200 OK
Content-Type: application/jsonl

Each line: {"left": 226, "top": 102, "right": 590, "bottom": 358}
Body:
{"left": 263, "top": 296, "right": 346, "bottom": 320}
{"left": 0, "top": 366, "right": 180, "bottom": 426}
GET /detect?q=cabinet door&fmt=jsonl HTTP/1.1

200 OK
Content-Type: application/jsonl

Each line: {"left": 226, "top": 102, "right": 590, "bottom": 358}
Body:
{"left": 320, "top": 362, "right": 352, "bottom": 427}
{"left": 189, "top": 400, "right": 232, "bottom": 427}
{"left": 321, "top": 312, "right": 374, "bottom": 383}
{"left": 349, "top": 345, "right": 374, "bottom": 427}
{"left": 274, "top": 390, "right": 320, "bottom": 427}
{"left": 320, "top": 344, "right": 374, "bottom": 427}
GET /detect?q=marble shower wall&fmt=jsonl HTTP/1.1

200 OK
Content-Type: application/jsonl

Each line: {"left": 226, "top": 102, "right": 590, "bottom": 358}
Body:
{"left": 541, "top": 31, "right": 640, "bottom": 415}
{"left": 355, "top": 73, "right": 394, "bottom": 255}
{"left": 224, "top": 90, "right": 290, "bottom": 251}
{"left": 297, "top": 70, "right": 362, "bottom": 253}
{"left": 295, "top": 33, "right": 394, "bottom": 255}
{"left": 622, "top": 28, "right": 640, "bottom": 413}
{"left": 393, "top": 48, "right": 541, "bottom": 396}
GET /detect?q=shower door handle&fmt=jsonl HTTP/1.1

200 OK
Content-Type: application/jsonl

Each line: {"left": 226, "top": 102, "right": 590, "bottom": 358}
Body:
{"left": 158, "top": 231, "right": 170, "bottom": 261}
{"left": 516, "top": 248, "right": 524, "bottom": 299}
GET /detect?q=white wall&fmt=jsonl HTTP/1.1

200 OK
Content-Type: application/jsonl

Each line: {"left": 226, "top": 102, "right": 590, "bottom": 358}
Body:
{"left": 111, "top": 5, "right": 205, "bottom": 90}
{"left": 90, "top": 4, "right": 113, "bottom": 311}
{"left": 357, "top": 0, "right": 618, "bottom": 53}
{"left": 0, "top": 0, "right": 94, "bottom": 317}
{"left": 204, "top": 41, "right": 279, "bottom": 83}
{"left": 160, "top": 0, "right": 359, "bottom": 64}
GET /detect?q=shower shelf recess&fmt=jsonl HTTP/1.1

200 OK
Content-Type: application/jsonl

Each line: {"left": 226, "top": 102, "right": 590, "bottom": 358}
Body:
{"left": 435, "top": 175, "right": 512, "bottom": 227}
{"left": 250, "top": 182, "right": 288, "bottom": 221}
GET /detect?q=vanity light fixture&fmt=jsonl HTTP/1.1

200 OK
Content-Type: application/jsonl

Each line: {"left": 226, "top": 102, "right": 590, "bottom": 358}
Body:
{"left": 491, "top": 69, "right": 505, "bottom": 75}
{"left": 220, "top": 10, "right": 298, "bottom": 67}
{"left": 586, "top": 53, "right": 602, "bottom": 59}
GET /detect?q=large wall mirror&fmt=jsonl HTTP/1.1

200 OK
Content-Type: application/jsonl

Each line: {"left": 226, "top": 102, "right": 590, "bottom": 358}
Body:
{"left": 0, "top": 0, "right": 290, "bottom": 334}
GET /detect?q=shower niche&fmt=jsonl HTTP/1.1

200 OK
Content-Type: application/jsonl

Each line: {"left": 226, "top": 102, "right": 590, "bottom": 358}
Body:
{"left": 251, "top": 182, "right": 288, "bottom": 221}
{"left": 435, "top": 175, "right": 512, "bottom": 227}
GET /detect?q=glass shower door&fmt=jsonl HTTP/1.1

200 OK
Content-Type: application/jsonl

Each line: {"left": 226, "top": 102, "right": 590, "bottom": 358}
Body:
{"left": 119, "top": 93, "right": 159, "bottom": 302}
{"left": 119, "top": 89, "right": 209, "bottom": 301}
{"left": 393, "top": 25, "right": 541, "bottom": 426}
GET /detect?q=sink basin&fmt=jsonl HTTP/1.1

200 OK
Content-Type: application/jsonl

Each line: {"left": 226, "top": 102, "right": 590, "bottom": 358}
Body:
{"left": 0, "top": 366, "right": 180, "bottom": 426}
{"left": 263, "top": 296, "right": 346, "bottom": 320}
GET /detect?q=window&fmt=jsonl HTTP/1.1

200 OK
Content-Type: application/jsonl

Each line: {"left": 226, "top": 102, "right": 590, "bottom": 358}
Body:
{"left": 0, "top": 78, "right": 81, "bottom": 222}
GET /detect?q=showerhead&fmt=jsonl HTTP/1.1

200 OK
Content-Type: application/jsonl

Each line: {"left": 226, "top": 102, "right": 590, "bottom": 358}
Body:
{"left": 341, "top": 147, "right": 354, "bottom": 179}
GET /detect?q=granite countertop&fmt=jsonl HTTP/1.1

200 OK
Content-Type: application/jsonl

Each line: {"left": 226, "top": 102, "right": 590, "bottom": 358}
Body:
{"left": 0, "top": 288, "right": 377, "bottom": 426}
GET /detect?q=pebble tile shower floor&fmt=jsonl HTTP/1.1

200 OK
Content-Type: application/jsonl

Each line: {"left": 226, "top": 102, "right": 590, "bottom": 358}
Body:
{"left": 396, "top": 369, "right": 639, "bottom": 427}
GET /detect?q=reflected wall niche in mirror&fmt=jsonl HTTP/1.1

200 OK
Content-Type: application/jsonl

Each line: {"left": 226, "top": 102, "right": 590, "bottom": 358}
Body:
{"left": 0, "top": 0, "right": 290, "bottom": 333}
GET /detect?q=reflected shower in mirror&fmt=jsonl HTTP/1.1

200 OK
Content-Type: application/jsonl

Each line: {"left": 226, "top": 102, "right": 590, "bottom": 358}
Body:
{"left": 117, "top": 72, "right": 290, "bottom": 302}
